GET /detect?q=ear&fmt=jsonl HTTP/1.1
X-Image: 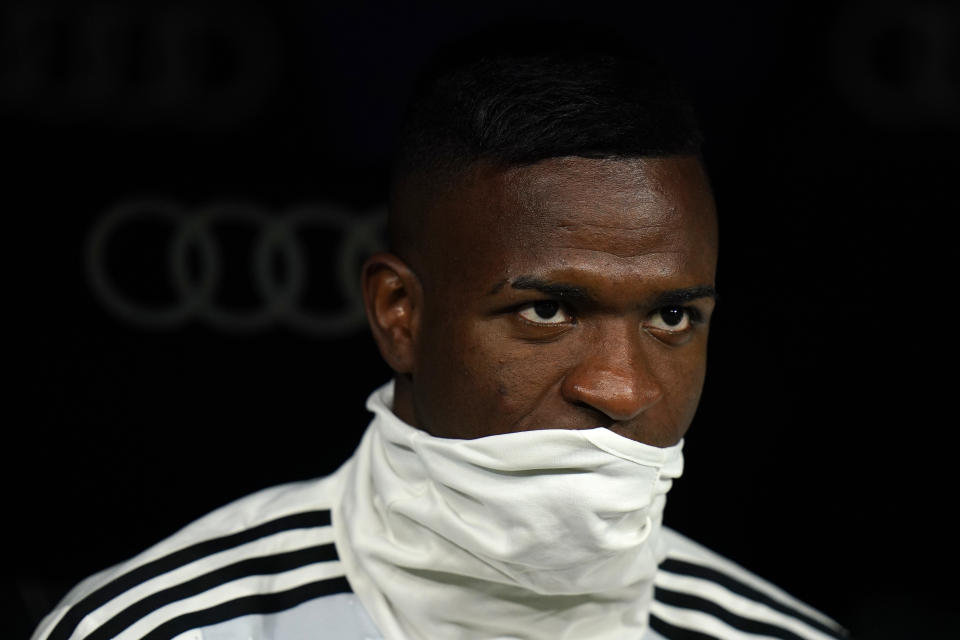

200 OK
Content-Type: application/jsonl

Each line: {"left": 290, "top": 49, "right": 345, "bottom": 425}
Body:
{"left": 361, "top": 252, "right": 422, "bottom": 374}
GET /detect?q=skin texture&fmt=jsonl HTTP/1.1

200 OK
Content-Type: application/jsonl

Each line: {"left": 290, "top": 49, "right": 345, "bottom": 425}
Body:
{"left": 363, "top": 155, "right": 718, "bottom": 447}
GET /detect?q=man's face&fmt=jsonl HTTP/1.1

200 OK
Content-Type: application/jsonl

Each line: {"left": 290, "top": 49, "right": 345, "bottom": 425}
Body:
{"left": 406, "top": 155, "right": 717, "bottom": 447}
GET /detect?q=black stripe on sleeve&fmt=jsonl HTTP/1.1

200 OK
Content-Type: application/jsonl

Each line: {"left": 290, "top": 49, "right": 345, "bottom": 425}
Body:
{"left": 85, "top": 543, "right": 341, "bottom": 640}
{"left": 649, "top": 613, "right": 720, "bottom": 640}
{"left": 660, "top": 558, "right": 847, "bottom": 638}
{"left": 655, "top": 586, "right": 811, "bottom": 640}
{"left": 47, "top": 510, "right": 333, "bottom": 640}
{"left": 139, "top": 576, "right": 353, "bottom": 640}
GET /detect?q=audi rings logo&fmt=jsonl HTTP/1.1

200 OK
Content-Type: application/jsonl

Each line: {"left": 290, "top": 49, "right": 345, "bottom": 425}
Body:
{"left": 86, "top": 200, "right": 386, "bottom": 336}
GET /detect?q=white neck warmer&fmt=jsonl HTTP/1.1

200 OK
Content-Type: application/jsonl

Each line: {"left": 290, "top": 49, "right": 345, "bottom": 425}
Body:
{"left": 334, "top": 382, "right": 684, "bottom": 640}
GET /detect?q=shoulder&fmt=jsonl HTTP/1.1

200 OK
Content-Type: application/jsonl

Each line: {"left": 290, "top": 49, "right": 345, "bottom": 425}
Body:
{"left": 32, "top": 465, "right": 374, "bottom": 640}
{"left": 650, "top": 527, "right": 848, "bottom": 639}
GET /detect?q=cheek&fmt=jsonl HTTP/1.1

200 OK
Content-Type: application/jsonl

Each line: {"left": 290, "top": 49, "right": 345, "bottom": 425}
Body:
{"left": 482, "top": 340, "right": 578, "bottom": 425}
{"left": 660, "top": 343, "right": 709, "bottom": 432}
{"left": 462, "top": 334, "right": 539, "bottom": 412}
{"left": 488, "top": 355, "right": 546, "bottom": 408}
{"left": 455, "top": 328, "right": 572, "bottom": 435}
{"left": 414, "top": 317, "right": 535, "bottom": 437}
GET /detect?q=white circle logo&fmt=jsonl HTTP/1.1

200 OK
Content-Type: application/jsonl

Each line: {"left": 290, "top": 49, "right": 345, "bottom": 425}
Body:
{"left": 86, "top": 200, "right": 386, "bottom": 336}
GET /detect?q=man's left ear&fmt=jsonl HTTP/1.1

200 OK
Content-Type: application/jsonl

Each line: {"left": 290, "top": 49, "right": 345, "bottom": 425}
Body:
{"left": 361, "top": 252, "right": 422, "bottom": 374}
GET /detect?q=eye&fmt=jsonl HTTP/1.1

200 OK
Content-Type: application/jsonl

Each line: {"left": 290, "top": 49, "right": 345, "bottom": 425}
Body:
{"left": 517, "top": 300, "right": 573, "bottom": 325}
{"left": 644, "top": 306, "right": 694, "bottom": 332}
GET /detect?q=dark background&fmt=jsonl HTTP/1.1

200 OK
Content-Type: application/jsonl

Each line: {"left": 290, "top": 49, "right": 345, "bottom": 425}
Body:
{"left": 6, "top": 1, "right": 958, "bottom": 638}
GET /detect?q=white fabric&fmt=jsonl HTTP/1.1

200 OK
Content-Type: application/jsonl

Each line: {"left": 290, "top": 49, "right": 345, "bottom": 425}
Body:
{"left": 197, "top": 593, "right": 383, "bottom": 640}
{"left": 335, "top": 382, "right": 684, "bottom": 640}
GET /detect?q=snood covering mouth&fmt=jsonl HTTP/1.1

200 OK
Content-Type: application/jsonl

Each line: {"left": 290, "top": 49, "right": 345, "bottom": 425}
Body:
{"left": 335, "top": 382, "right": 684, "bottom": 640}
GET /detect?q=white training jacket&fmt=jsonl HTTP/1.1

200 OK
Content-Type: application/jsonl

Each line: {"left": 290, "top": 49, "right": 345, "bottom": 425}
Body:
{"left": 33, "top": 430, "right": 848, "bottom": 640}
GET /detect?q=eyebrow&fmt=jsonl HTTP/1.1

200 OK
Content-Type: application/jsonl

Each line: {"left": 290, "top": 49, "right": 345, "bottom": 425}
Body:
{"left": 491, "top": 276, "right": 718, "bottom": 308}
{"left": 509, "top": 276, "right": 592, "bottom": 303}
{"left": 650, "top": 285, "right": 718, "bottom": 308}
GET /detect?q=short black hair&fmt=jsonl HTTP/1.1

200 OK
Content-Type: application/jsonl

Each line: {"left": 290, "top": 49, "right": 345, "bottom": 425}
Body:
{"left": 389, "top": 23, "right": 703, "bottom": 256}
{"left": 393, "top": 24, "right": 701, "bottom": 174}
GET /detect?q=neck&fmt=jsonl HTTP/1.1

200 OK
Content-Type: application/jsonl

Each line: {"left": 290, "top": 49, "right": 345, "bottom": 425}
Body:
{"left": 389, "top": 373, "right": 419, "bottom": 428}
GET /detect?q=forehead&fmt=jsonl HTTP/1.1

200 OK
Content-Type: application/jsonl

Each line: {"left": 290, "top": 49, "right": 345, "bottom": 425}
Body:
{"left": 422, "top": 155, "right": 717, "bottom": 293}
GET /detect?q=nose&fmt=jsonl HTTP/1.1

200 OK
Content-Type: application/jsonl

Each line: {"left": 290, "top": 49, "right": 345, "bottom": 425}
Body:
{"left": 561, "top": 322, "right": 663, "bottom": 422}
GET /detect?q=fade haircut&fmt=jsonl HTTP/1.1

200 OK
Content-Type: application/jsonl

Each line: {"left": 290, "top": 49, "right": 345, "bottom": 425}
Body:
{"left": 389, "top": 24, "right": 703, "bottom": 261}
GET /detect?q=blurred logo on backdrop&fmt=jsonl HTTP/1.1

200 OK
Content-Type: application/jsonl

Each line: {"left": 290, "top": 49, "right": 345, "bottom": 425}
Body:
{"left": 835, "top": 1, "right": 959, "bottom": 129}
{"left": 86, "top": 200, "right": 387, "bottom": 337}
{"left": 0, "top": 1, "right": 278, "bottom": 127}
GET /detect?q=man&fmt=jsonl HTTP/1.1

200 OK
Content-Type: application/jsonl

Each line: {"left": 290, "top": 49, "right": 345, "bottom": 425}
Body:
{"left": 34, "top": 37, "right": 847, "bottom": 640}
